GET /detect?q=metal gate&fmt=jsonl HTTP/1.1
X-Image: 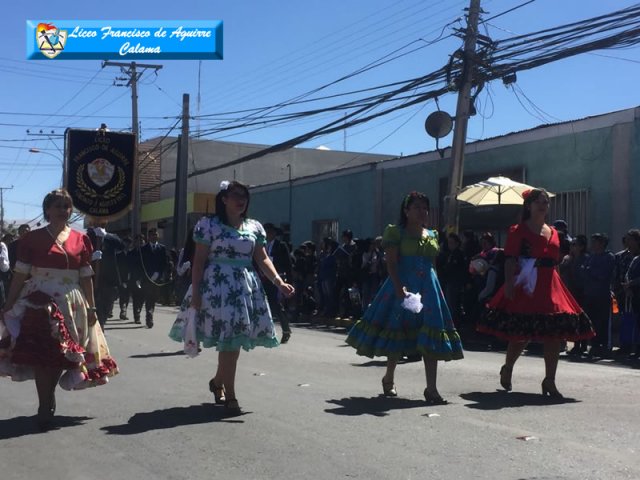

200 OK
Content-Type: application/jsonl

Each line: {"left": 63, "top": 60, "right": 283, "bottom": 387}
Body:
{"left": 312, "top": 219, "right": 339, "bottom": 246}
{"left": 549, "top": 189, "right": 589, "bottom": 235}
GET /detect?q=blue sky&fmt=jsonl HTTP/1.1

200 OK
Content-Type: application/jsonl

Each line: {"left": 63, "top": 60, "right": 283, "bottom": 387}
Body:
{"left": 2, "top": 0, "right": 639, "bottom": 223}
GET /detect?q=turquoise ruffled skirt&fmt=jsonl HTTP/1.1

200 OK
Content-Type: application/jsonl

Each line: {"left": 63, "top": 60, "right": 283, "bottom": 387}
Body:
{"left": 346, "top": 256, "right": 463, "bottom": 360}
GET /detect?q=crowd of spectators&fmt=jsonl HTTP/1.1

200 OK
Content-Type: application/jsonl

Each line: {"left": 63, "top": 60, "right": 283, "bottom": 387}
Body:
{"left": 4, "top": 217, "right": 637, "bottom": 361}
{"left": 267, "top": 220, "right": 640, "bottom": 361}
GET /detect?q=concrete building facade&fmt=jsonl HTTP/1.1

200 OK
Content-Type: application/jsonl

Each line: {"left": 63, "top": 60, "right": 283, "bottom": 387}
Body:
{"left": 249, "top": 106, "right": 639, "bottom": 249}
{"left": 116, "top": 106, "right": 638, "bottom": 251}
{"left": 123, "top": 138, "right": 393, "bottom": 246}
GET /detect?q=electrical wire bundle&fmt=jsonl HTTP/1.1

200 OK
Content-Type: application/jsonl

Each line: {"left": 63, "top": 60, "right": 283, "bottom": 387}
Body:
{"left": 476, "top": 3, "right": 640, "bottom": 83}
{"left": 145, "top": 3, "right": 640, "bottom": 191}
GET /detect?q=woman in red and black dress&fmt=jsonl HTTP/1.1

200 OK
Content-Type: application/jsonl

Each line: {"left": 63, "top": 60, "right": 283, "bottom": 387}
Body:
{"left": 477, "top": 188, "right": 594, "bottom": 398}
{"left": 0, "top": 189, "right": 118, "bottom": 430}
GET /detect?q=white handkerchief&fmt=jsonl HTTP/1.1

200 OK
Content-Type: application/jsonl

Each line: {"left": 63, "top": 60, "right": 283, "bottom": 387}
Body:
{"left": 514, "top": 258, "right": 537, "bottom": 296}
{"left": 183, "top": 307, "right": 200, "bottom": 358}
{"left": 401, "top": 292, "right": 424, "bottom": 314}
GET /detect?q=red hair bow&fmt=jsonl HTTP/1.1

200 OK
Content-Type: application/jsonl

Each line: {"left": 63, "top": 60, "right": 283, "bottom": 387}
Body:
{"left": 521, "top": 189, "right": 532, "bottom": 200}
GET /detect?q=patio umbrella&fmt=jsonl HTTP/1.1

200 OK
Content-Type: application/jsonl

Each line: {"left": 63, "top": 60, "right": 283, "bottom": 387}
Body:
{"left": 456, "top": 175, "right": 554, "bottom": 206}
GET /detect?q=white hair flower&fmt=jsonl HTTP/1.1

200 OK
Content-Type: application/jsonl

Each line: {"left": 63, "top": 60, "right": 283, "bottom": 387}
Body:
{"left": 219, "top": 180, "right": 230, "bottom": 191}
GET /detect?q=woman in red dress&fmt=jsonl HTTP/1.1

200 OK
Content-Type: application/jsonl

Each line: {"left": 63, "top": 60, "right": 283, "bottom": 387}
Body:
{"left": 0, "top": 189, "right": 118, "bottom": 430}
{"left": 477, "top": 188, "right": 594, "bottom": 398}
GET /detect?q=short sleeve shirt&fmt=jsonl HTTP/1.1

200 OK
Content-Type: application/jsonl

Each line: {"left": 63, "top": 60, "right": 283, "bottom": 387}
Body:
{"left": 382, "top": 224, "right": 439, "bottom": 257}
{"left": 503, "top": 223, "right": 560, "bottom": 262}
{"left": 15, "top": 228, "right": 94, "bottom": 277}
{"left": 193, "top": 216, "right": 266, "bottom": 262}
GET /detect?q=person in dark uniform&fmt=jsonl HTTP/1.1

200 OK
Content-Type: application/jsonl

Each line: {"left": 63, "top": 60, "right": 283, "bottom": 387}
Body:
{"left": 262, "top": 223, "right": 293, "bottom": 343}
{"left": 7, "top": 224, "right": 30, "bottom": 271}
{"left": 335, "top": 229, "right": 357, "bottom": 318}
{"left": 90, "top": 228, "right": 126, "bottom": 329}
{"left": 127, "top": 234, "right": 146, "bottom": 325}
{"left": 117, "top": 236, "right": 132, "bottom": 320}
{"left": 138, "top": 228, "right": 169, "bottom": 328}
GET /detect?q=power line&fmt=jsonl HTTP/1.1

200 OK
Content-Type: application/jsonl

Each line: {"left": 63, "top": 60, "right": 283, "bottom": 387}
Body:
{"left": 38, "top": 67, "right": 107, "bottom": 127}
{"left": 198, "top": 0, "right": 468, "bottom": 114}
{"left": 480, "top": 0, "right": 537, "bottom": 24}
{"left": 0, "top": 111, "right": 175, "bottom": 120}
{"left": 144, "top": 3, "right": 640, "bottom": 193}
{"left": 189, "top": 68, "right": 447, "bottom": 140}
{"left": 0, "top": 66, "right": 113, "bottom": 86}
{"left": 193, "top": 24, "right": 457, "bottom": 141}
{"left": 512, "top": 84, "right": 562, "bottom": 122}
{"left": 334, "top": 100, "right": 430, "bottom": 169}
{"left": 0, "top": 57, "right": 104, "bottom": 74}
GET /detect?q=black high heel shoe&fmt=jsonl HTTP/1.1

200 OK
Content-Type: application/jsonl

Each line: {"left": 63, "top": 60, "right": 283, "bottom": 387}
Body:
{"left": 381, "top": 377, "right": 397, "bottom": 397}
{"left": 541, "top": 378, "right": 564, "bottom": 399}
{"left": 424, "top": 389, "right": 448, "bottom": 405}
{"left": 36, "top": 396, "right": 56, "bottom": 432}
{"left": 500, "top": 365, "right": 513, "bottom": 392}
{"left": 208, "top": 378, "right": 226, "bottom": 405}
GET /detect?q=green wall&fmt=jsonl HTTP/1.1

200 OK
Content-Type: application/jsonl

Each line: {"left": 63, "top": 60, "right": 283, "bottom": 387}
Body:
{"left": 251, "top": 122, "right": 628, "bottom": 246}
{"left": 252, "top": 168, "right": 377, "bottom": 245}
{"left": 631, "top": 117, "right": 640, "bottom": 228}
{"left": 461, "top": 127, "right": 613, "bottom": 235}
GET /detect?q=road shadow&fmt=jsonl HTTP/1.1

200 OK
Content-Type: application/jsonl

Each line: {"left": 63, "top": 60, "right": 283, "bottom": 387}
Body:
{"left": 350, "top": 357, "right": 422, "bottom": 368}
{"left": 324, "top": 396, "right": 426, "bottom": 417}
{"left": 129, "top": 350, "right": 189, "bottom": 359}
{"left": 459, "top": 391, "right": 580, "bottom": 410}
{"left": 292, "top": 322, "right": 348, "bottom": 334}
{"left": 105, "top": 325, "right": 145, "bottom": 331}
{"left": 350, "top": 360, "right": 388, "bottom": 367}
{"left": 0, "top": 415, "right": 92, "bottom": 439}
{"left": 101, "top": 403, "right": 246, "bottom": 435}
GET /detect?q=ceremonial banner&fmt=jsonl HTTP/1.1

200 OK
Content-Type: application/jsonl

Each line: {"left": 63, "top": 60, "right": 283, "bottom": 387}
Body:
{"left": 65, "top": 128, "right": 136, "bottom": 220}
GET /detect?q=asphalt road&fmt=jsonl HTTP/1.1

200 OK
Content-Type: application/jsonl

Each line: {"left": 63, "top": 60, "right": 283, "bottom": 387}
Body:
{"left": 1, "top": 306, "right": 639, "bottom": 480}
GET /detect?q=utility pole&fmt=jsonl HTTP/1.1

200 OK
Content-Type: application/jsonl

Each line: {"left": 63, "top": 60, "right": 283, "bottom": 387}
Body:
{"left": 445, "top": 0, "right": 482, "bottom": 232}
{"left": 102, "top": 61, "right": 163, "bottom": 236}
{"left": 173, "top": 94, "right": 190, "bottom": 250}
{"left": 343, "top": 113, "right": 347, "bottom": 151}
{"left": 0, "top": 185, "right": 14, "bottom": 234}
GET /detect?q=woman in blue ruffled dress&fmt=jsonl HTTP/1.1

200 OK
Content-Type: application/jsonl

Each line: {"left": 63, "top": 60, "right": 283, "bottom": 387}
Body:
{"left": 169, "top": 181, "right": 295, "bottom": 414}
{"left": 346, "top": 191, "right": 463, "bottom": 404}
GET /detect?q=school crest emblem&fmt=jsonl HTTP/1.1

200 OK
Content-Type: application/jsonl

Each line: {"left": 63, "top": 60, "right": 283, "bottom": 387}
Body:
{"left": 87, "top": 158, "right": 116, "bottom": 187}
{"left": 36, "top": 23, "right": 67, "bottom": 59}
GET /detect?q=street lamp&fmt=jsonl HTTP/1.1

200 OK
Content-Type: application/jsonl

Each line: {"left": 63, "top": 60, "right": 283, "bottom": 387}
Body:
{"left": 28, "top": 148, "right": 64, "bottom": 187}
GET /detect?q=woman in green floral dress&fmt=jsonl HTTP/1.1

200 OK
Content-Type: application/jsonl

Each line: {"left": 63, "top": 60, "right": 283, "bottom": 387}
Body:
{"left": 169, "top": 181, "right": 295, "bottom": 414}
